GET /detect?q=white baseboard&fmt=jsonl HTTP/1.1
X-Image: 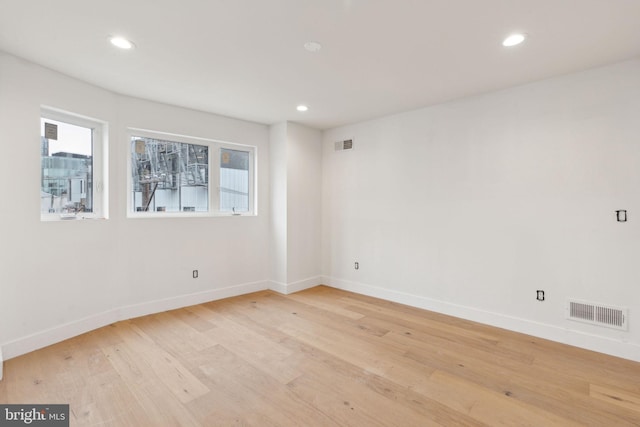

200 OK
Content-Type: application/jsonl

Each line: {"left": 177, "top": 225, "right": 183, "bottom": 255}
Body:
{"left": 1, "top": 280, "right": 269, "bottom": 362}
{"left": 267, "top": 280, "right": 288, "bottom": 294}
{"left": 5, "top": 274, "right": 635, "bottom": 368}
{"left": 324, "top": 276, "right": 640, "bottom": 363}
{"left": 118, "top": 280, "right": 268, "bottom": 321}
{"left": 284, "top": 276, "right": 324, "bottom": 294}
{"left": 268, "top": 276, "right": 323, "bottom": 295}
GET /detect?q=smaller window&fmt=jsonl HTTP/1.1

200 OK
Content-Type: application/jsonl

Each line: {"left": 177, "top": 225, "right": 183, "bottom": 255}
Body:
{"left": 40, "top": 108, "right": 107, "bottom": 220}
{"left": 220, "top": 148, "right": 251, "bottom": 213}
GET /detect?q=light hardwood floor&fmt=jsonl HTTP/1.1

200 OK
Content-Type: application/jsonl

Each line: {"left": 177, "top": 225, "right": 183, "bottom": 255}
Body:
{"left": 1, "top": 286, "right": 639, "bottom": 426}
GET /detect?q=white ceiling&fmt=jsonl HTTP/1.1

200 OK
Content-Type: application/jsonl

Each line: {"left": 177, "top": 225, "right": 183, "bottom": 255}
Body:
{"left": 1, "top": 0, "right": 639, "bottom": 130}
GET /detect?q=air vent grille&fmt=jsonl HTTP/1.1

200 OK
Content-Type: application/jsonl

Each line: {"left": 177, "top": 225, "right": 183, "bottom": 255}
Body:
{"left": 566, "top": 300, "right": 627, "bottom": 330}
{"left": 334, "top": 139, "right": 353, "bottom": 151}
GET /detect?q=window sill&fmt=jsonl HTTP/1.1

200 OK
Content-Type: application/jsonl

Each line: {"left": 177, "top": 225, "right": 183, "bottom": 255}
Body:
{"left": 40, "top": 214, "right": 106, "bottom": 222}
{"left": 126, "top": 212, "right": 256, "bottom": 219}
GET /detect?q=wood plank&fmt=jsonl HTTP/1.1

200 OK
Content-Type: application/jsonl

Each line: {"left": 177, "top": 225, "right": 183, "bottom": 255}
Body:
{"left": 344, "top": 297, "right": 535, "bottom": 363}
{"left": 403, "top": 347, "right": 638, "bottom": 426}
{"left": 429, "top": 370, "right": 584, "bottom": 427}
{"left": 196, "top": 305, "right": 302, "bottom": 384}
{"left": 131, "top": 310, "right": 217, "bottom": 355}
{"left": 286, "top": 292, "right": 365, "bottom": 320}
{"left": 278, "top": 319, "right": 437, "bottom": 387}
{"left": 590, "top": 384, "right": 640, "bottom": 414}
{"left": 279, "top": 336, "right": 488, "bottom": 427}
{"left": 102, "top": 342, "right": 202, "bottom": 426}
{"left": 195, "top": 344, "right": 337, "bottom": 426}
{"left": 112, "top": 321, "right": 210, "bottom": 404}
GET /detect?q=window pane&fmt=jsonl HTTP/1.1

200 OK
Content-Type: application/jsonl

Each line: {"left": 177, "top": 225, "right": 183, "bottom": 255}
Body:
{"left": 41, "top": 118, "right": 93, "bottom": 215}
{"left": 131, "top": 136, "right": 209, "bottom": 213}
{"left": 220, "top": 148, "right": 249, "bottom": 212}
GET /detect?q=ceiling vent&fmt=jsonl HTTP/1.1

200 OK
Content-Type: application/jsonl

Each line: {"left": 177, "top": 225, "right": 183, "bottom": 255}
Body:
{"left": 335, "top": 139, "right": 353, "bottom": 151}
{"left": 566, "top": 299, "right": 628, "bottom": 331}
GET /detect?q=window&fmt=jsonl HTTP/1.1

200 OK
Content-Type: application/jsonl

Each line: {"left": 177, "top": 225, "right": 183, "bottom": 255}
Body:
{"left": 130, "top": 136, "right": 209, "bottom": 213}
{"left": 129, "top": 130, "right": 255, "bottom": 216}
{"left": 40, "top": 108, "right": 107, "bottom": 220}
{"left": 220, "top": 148, "right": 250, "bottom": 213}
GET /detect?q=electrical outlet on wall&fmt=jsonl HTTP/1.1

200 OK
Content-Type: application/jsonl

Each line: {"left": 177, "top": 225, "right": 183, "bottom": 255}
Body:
{"left": 536, "top": 290, "right": 545, "bottom": 301}
{"left": 193, "top": 270, "right": 199, "bottom": 279}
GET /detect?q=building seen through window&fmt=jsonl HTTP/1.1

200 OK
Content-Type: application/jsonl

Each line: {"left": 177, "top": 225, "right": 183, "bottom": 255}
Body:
{"left": 220, "top": 148, "right": 250, "bottom": 213}
{"left": 130, "top": 134, "right": 254, "bottom": 215}
{"left": 131, "top": 136, "right": 209, "bottom": 213}
{"left": 40, "top": 118, "right": 93, "bottom": 216}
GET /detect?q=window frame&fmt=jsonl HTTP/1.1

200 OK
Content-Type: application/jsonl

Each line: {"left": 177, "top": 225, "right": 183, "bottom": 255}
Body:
{"left": 126, "top": 128, "right": 256, "bottom": 218}
{"left": 219, "top": 144, "right": 256, "bottom": 215}
{"left": 40, "top": 106, "right": 108, "bottom": 221}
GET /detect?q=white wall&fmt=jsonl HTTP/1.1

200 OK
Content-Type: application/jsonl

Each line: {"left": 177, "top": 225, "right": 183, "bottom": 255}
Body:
{"left": 269, "top": 122, "right": 288, "bottom": 286}
{"left": 0, "top": 52, "right": 271, "bottom": 360}
{"left": 322, "top": 59, "right": 640, "bottom": 361}
{"left": 286, "top": 123, "right": 322, "bottom": 286}
{"left": 268, "top": 122, "right": 323, "bottom": 292}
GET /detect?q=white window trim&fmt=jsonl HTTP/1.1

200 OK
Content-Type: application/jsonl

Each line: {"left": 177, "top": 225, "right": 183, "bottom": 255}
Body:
{"left": 126, "top": 127, "right": 257, "bottom": 218}
{"left": 40, "top": 106, "right": 108, "bottom": 221}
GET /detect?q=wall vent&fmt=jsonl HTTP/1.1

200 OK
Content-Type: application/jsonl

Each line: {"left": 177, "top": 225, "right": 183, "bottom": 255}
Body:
{"left": 335, "top": 139, "right": 353, "bottom": 151}
{"left": 566, "top": 299, "right": 628, "bottom": 331}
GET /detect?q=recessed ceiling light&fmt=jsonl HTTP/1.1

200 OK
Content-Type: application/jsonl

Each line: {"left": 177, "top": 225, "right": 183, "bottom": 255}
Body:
{"left": 303, "top": 41, "right": 322, "bottom": 53}
{"left": 109, "top": 36, "right": 135, "bottom": 49}
{"left": 296, "top": 105, "right": 309, "bottom": 112}
{"left": 502, "top": 33, "right": 526, "bottom": 47}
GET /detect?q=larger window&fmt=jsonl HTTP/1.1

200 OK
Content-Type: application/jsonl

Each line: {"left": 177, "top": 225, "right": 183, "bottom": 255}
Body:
{"left": 40, "top": 108, "right": 107, "bottom": 220}
{"left": 129, "top": 130, "right": 255, "bottom": 216}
